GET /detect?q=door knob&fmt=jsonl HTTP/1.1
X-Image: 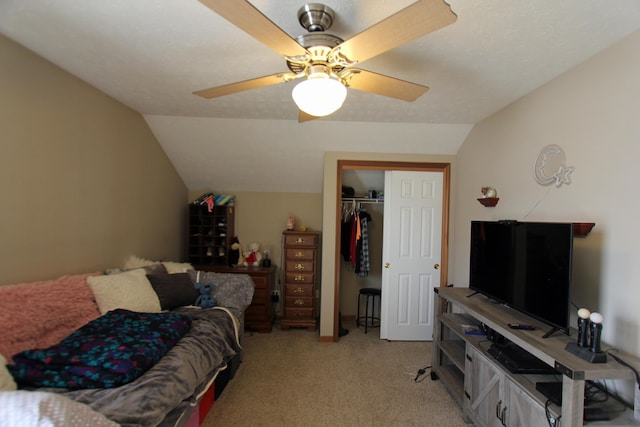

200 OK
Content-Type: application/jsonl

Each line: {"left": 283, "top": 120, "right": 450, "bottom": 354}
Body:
{"left": 434, "top": 263, "right": 440, "bottom": 270}
{"left": 384, "top": 263, "right": 390, "bottom": 269}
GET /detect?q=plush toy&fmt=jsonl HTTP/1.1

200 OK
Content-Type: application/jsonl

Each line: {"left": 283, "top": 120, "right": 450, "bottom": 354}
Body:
{"left": 243, "top": 242, "right": 263, "bottom": 267}
{"left": 194, "top": 282, "right": 217, "bottom": 308}
{"left": 229, "top": 236, "right": 243, "bottom": 266}
{"left": 205, "top": 195, "right": 214, "bottom": 212}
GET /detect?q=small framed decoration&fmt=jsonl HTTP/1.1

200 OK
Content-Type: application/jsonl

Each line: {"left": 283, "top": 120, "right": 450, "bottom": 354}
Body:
{"left": 533, "top": 145, "right": 573, "bottom": 187}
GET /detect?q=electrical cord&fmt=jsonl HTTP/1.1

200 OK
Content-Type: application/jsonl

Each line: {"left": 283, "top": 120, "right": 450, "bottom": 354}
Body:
{"left": 585, "top": 380, "right": 608, "bottom": 404}
{"left": 544, "top": 399, "right": 560, "bottom": 427}
{"left": 585, "top": 380, "right": 629, "bottom": 415}
{"left": 608, "top": 351, "right": 640, "bottom": 391}
{"left": 414, "top": 365, "right": 432, "bottom": 383}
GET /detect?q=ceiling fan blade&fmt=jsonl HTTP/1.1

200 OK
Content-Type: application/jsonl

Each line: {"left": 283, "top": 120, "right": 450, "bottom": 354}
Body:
{"left": 298, "top": 110, "right": 319, "bottom": 123}
{"left": 335, "top": 0, "right": 456, "bottom": 64}
{"left": 198, "top": 0, "right": 308, "bottom": 58}
{"left": 342, "top": 69, "right": 428, "bottom": 102}
{"left": 193, "top": 73, "right": 297, "bottom": 99}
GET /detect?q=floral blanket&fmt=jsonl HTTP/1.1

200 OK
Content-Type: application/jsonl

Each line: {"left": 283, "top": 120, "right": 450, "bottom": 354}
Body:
{"left": 8, "top": 309, "right": 191, "bottom": 389}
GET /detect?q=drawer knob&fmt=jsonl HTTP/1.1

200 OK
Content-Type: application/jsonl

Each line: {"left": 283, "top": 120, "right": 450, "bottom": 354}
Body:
{"left": 294, "top": 287, "right": 304, "bottom": 294}
{"left": 295, "top": 238, "right": 305, "bottom": 244}
{"left": 294, "top": 275, "right": 304, "bottom": 281}
{"left": 294, "top": 298, "right": 304, "bottom": 306}
{"left": 295, "top": 251, "right": 304, "bottom": 258}
{"left": 295, "top": 263, "right": 305, "bottom": 270}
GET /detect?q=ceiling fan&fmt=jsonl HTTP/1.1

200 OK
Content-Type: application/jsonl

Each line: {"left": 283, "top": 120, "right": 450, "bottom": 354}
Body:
{"left": 193, "top": 1, "right": 457, "bottom": 121}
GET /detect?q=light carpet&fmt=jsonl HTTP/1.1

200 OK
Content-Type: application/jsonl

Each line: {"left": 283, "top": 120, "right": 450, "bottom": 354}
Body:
{"left": 202, "top": 319, "right": 468, "bottom": 426}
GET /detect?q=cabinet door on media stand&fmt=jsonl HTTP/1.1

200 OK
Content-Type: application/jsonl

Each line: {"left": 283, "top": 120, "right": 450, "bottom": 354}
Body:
{"left": 505, "top": 380, "right": 551, "bottom": 427}
{"left": 465, "top": 347, "right": 503, "bottom": 427}
{"left": 464, "top": 348, "right": 551, "bottom": 427}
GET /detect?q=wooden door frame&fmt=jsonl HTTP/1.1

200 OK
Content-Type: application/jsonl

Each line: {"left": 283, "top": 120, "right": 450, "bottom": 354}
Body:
{"left": 333, "top": 160, "right": 451, "bottom": 341}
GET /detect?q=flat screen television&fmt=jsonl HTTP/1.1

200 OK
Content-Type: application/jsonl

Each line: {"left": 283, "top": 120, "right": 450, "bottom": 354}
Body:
{"left": 469, "top": 220, "right": 573, "bottom": 336}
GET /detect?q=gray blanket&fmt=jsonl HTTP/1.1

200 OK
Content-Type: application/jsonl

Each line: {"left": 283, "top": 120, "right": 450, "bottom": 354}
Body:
{"left": 55, "top": 306, "right": 242, "bottom": 427}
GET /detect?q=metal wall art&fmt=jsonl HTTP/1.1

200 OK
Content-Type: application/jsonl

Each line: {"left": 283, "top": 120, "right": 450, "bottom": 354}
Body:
{"left": 533, "top": 144, "right": 574, "bottom": 187}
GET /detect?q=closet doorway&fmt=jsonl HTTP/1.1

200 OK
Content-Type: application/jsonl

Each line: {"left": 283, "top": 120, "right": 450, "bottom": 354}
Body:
{"left": 335, "top": 160, "right": 451, "bottom": 341}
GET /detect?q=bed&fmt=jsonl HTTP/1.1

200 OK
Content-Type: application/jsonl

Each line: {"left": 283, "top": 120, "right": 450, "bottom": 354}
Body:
{"left": 0, "top": 267, "right": 254, "bottom": 427}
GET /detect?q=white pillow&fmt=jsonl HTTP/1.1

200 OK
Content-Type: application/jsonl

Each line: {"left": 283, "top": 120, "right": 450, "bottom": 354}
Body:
{"left": 0, "top": 353, "right": 17, "bottom": 391}
{"left": 123, "top": 255, "right": 193, "bottom": 274}
{"left": 87, "top": 269, "right": 161, "bottom": 315}
{"left": 162, "top": 261, "right": 194, "bottom": 274}
{"left": 123, "top": 254, "right": 154, "bottom": 270}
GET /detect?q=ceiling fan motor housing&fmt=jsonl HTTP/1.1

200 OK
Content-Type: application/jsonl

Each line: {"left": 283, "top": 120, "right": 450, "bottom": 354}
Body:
{"left": 298, "top": 3, "right": 335, "bottom": 32}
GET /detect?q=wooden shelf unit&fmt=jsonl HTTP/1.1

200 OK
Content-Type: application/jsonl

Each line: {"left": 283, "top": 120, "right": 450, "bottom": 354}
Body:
{"left": 187, "top": 204, "right": 235, "bottom": 268}
{"left": 433, "top": 287, "right": 640, "bottom": 427}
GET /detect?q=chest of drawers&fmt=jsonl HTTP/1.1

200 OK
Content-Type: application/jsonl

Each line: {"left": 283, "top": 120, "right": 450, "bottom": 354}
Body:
{"left": 281, "top": 231, "right": 320, "bottom": 331}
{"left": 197, "top": 265, "right": 275, "bottom": 332}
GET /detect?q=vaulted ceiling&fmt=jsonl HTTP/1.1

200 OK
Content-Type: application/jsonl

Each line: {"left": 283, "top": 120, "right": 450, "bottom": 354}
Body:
{"left": 2, "top": 1, "right": 639, "bottom": 192}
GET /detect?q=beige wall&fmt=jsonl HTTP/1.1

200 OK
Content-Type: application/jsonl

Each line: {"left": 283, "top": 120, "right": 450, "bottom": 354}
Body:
{"left": 452, "top": 30, "right": 640, "bottom": 360}
{"left": 0, "top": 34, "right": 187, "bottom": 285}
{"left": 188, "top": 190, "right": 322, "bottom": 313}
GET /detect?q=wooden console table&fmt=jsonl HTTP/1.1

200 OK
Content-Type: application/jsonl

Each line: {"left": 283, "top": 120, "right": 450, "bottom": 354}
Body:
{"left": 433, "top": 287, "right": 640, "bottom": 427}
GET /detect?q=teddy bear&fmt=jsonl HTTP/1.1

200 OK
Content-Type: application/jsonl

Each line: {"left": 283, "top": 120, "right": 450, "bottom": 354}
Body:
{"left": 228, "top": 236, "right": 243, "bottom": 267}
{"left": 242, "top": 242, "right": 263, "bottom": 267}
{"left": 194, "top": 282, "right": 217, "bottom": 308}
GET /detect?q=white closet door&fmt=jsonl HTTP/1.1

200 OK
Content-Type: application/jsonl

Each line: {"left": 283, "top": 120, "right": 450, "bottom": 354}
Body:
{"left": 380, "top": 170, "right": 443, "bottom": 341}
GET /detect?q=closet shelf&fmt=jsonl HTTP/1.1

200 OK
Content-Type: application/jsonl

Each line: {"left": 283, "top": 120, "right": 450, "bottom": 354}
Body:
{"left": 342, "top": 197, "right": 384, "bottom": 204}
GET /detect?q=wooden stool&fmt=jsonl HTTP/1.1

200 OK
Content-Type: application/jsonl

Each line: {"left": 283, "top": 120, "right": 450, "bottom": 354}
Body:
{"left": 356, "top": 287, "right": 381, "bottom": 334}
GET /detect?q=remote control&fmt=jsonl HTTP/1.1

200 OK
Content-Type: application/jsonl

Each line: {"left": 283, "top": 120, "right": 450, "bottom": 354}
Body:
{"left": 508, "top": 323, "right": 535, "bottom": 330}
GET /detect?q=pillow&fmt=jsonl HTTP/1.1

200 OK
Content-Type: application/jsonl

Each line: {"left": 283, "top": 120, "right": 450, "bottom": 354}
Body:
{"left": 123, "top": 255, "right": 193, "bottom": 274}
{"left": 162, "top": 261, "right": 194, "bottom": 274}
{"left": 0, "top": 354, "right": 17, "bottom": 391}
{"left": 105, "top": 263, "right": 168, "bottom": 276}
{"left": 147, "top": 272, "right": 199, "bottom": 310}
{"left": 123, "top": 255, "right": 155, "bottom": 270}
{"left": 187, "top": 270, "right": 255, "bottom": 312}
{"left": 0, "top": 391, "right": 119, "bottom": 427}
{"left": 87, "top": 269, "right": 161, "bottom": 315}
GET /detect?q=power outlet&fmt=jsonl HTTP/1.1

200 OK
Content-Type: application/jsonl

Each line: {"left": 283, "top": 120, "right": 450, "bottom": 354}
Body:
{"left": 271, "top": 290, "right": 280, "bottom": 303}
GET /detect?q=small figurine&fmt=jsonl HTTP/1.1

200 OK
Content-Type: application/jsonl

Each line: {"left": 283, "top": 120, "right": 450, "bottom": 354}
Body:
{"left": 287, "top": 216, "right": 295, "bottom": 230}
{"left": 481, "top": 187, "right": 497, "bottom": 198}
{"left": 228, "top": 236, "right": 243, "bottom": 266}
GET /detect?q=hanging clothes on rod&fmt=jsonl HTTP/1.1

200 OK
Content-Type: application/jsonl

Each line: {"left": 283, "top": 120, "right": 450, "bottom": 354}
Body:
{"left": 356, "top": 207, "right": 372, "bottom": 277}
{"left": 340, "top": 199, "right": 372, "bottom": 276}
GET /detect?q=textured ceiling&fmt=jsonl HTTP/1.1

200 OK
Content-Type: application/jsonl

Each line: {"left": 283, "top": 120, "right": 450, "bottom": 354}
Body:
{"left": 2, "top": 1, "right": 639, "bottom": 192}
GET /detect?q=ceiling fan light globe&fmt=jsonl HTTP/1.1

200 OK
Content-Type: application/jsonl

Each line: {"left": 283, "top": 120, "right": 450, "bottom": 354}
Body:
{"left": 292, "top": 78, "right": 347, "bottom": 117}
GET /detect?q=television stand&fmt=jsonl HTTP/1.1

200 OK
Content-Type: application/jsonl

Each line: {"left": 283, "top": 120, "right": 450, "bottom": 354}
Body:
{"left": 432, "top": 287, "right": 640, "bottom": 427}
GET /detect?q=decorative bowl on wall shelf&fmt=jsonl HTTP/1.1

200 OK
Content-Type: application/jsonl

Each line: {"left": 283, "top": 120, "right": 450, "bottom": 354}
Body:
{"left": 573, "top": 222, "right": 595, "bottom": 237}
{"left": 477, "top": 197, "right": 499, "bottom": 207}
